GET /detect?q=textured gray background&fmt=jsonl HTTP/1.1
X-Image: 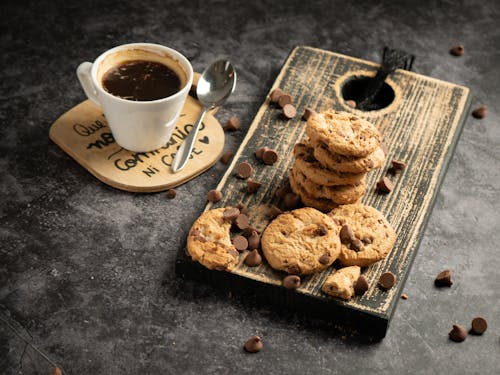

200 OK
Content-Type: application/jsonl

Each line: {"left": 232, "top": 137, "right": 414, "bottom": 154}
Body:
{"left": 1, "top": 0, "right": 499, "bottom": 374}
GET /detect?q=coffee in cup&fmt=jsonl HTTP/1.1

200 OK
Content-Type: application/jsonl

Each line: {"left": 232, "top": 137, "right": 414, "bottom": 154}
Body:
{"left": 77, "top": 43, "right": 193, "bottom": 152}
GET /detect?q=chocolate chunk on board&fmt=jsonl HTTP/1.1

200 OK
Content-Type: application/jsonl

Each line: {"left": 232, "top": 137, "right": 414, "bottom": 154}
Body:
{"left": 377, "top": 177, "right": 394, "bottom": 194}
{"left": 235, "top": 214, "right": 250, "bottom": 230}
{"left": 449, "top": 45, "right": 464, "bottom": 56}
{"left": 282, "top": 104, "right": 297, "bottom": 119}
{"left": 302, "top": 107, "right": 314, "bottom": 121}
{"left": 262, "top": 149, "right": 278, "bottom": 165}
{"left": 247, "top": 179, "right": 262, "bottom": 194}
{"left": 207, "top": 189, "right": 222, "bottom": 202}
{"left": 354, "top": 275, "right": 369, "bottom": 295}
{"left": 232, "top": 235, "right": 249, "bottom": 252}
{"left": 269, "top": 88, "right": 284, "bottom": 103}
{"left": 282, "top": 275, "right": 301, "bottom": 289}
{"left": 244, "top": 249, "right": 262, "bottom": 267}
{"left": 223, "top": 207, "right": 240, "bottom": 222}
{"left": 278, "top": 94, "right": 292, "bottom": 108}
{"left": 472, "top": 106, "right": 487, "bottom": 119}
{"left": 379, "top": 272, "right": 396, "bottom": 290}
{"left": 236, "top": 162, "right": 253, "bottom": 178}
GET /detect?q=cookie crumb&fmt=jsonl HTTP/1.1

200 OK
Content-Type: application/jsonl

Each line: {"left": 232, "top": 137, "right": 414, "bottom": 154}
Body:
{"left": 401, "top": 293, "right": 409, "bottom": 300}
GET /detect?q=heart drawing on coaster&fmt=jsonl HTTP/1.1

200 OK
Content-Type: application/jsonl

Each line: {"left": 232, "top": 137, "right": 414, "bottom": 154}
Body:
{"left": 199, "top": 136, "right": 210, "bottom": 144}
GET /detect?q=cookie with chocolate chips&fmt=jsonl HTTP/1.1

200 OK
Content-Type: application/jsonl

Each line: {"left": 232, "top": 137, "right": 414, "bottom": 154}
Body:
{"left": 289, "top": 171, "right": 340, "bottom": 212}
{"left": 261, "top": 207, "right": 341, "bottom": 275}
{"left": 328, "top": 204, "right": 396, "bottom": 267}
{"left": 306, "top": 109, "right": 381, "bottom": 157}
{"left": 187, "top": 208, "right": 240, "bottom": 271}
{"left": 322, "top": 266, "right": 361, "bottom": 300}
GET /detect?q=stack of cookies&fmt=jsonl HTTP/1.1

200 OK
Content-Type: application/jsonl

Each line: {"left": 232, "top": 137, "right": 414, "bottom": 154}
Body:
{"left": 289, "top": 109, "right": 385, "bottom": 211}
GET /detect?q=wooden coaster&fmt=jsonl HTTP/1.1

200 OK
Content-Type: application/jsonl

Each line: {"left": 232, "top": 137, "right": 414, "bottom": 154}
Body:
{"left": 50, "top": 94, "right": 225, "bottom": 193}
{"left": 176, "top": 46, "right": 471, "bottom": 338}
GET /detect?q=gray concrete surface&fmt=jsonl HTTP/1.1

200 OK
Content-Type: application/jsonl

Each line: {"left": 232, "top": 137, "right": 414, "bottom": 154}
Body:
{"left": 1, "top": 0, "right": 499, "bottom": 374}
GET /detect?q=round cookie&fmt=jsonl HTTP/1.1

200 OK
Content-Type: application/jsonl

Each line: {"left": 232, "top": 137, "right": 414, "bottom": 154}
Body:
{"left": 261, "top": 207, "right": 341, "bottom": 275}
{"left": 289, "top": 171, "right": 339, "bottom": 212}
{"left": 291, "top": 168, "right": 365, "bottom": 205}
{"left": 187, "top": 208, "right": 240, "bottom": 271}
{"left": 328, "top": 204, "right": 396, "bottom": 267}
{"left": 311, "top": 139, "right": 386, "bottom": 174}
{"left": 306, "top": 109, "right": 381, "bottom": 157}
{"left": 293, "top": 143, "right": 365, "bottom": 186}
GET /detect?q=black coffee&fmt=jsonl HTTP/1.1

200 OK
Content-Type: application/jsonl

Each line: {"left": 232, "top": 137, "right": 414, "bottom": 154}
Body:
{"left": 102, "top": 60, "right": 181, "bottom": 101}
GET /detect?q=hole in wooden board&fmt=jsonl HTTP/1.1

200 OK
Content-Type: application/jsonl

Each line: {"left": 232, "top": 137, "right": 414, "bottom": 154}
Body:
{"left": 341, "top": 75, "right": 395, "bottom": 111}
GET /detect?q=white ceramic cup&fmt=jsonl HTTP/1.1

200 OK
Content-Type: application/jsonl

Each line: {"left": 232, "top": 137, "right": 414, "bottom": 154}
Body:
{"left": 77, "top": 43, "right": 193, "bottom": 152}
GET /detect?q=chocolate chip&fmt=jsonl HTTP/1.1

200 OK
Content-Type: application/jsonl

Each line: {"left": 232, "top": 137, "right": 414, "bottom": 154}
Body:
{"left": 283, "top": 192, "right": 300, "bottom": 209}
{"left": 318, "top": 253, "right": 330, "bottom": 265}
{"left": 282, "top": 104, "right": 297, "bottom": 119}
{"left": 262, "top": 149, "right": 278, "bottom": 165}
{"left": 449, "top": 45, "right": 464, "bottom": 56}
{"left": 237, "top": 162, "right": 253, "bottom": 178}
{"left": 302, "top": 107, "right": 314, "bottom": 121}
{"left": 401, "top": 293, "right": 409, "bottom": 300}
{"left": 449, "top": 324, "right": 467, "bottom": 342}
{"left": 391, "top": 160, "right": 405, "bottom": 171}
{"left": 274, "top": 185, "right": 290, "bottom": 199}
{"left": 255, "top": 147, "right": 268, "bottom": 160}
{"left": 223, "top": 207, "right": 240, "bottom": 222}
{"left": 435, "top": 269, "right": 453, "bottom": 287}
{"left": 228, "top": 248, "right": 240, "bottom": 258}
{"left": 286, "top": 265, "right": 301, "bottom": 275}
{"left": 472, "top": 105, "right": 487, "bottom": 119}
{"left": 166, "top": 189, "right": 176, "bottom": 199}
{"left": 268, "top": 204, "right": 284, "bottom": 219}
{"left": 377, "top": 177, "right": 394, "bottom": 194}
{"left": 237, "top": 203, "right": 249, "bottom": 215}
{"left": 278, "top": 94, "right": 292, "bottom": 108}
{"left": 282, "top": 275, "right": 301, "bottom": 289}
{"left": 248, "top": 231, "right": 260, "bottom": 250}
{"left": 247, "top": 179, "right": 262, "bottom": 194}
{"left": 361, "top": 236, "right": 373, "bottom": 245}
{"left": 191, "top": 229, "right": 201, "bottom": 237}
{"left": 346, "top": 100, "right": 356, "bottom": 108}
{"left": 379, "top": 272, "right": 396, "bottom": 290}
{"left": 244, "top": 249, "right": 262, "bottom": 267}
{"left": 207, "top": 189, "right": 222, "bottom": 202}
{"left": 232, "top": 235, "right": 248, "bottom": 252}
{"left": 270, "top": 88, "right": 284, "bottom": 103}
{"left": 220, "top": 151, "right": 234, "bottom": 165}
{"left": 242, "top": 226, "right": 259, "bottom": 238}
{"left": 244, "top": 335, "right": 263, "bottom": 353}
{"left": 354, "top": 275, "right": 369, "bottom": 295}
{"left": 224, "top": 116, "right": 240, "bottom": 131}
{"left": 339, "top": 224, "right": 354, "bottom": 244}
{"left": 235, "top": 214, "right": 250, "bottom": 230}
{"left": 51, "top": 367, "right": 63, "bottom": 375}
{"left": 350, "top": 238, "right": 363, "bottom": 252}
{"left": 471, "top": 317, "right": 488, "bottom": 335}
{"left": 315, "top": 224, "right": 328, "bottom": 236}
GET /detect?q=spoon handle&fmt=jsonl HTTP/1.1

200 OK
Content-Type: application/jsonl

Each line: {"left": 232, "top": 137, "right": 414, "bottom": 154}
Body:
{"left": 171, "top": 107, "right": 209, "bottom": 173}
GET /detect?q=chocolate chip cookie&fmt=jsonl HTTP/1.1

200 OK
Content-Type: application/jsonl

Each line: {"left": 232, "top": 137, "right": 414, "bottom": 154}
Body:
{"left": 306, "top": 109, "right": 381, "bottom": 157}
{"left": 290, "top": 168, "right": 366, "bottom": 205}
{"left": 329, "top": 204, "right": 396, "bottom": 267}
{"left": 311, "top": 139, "right": 385, "bottom": 174}
{"left": 322, "top": 266, "right": 361, "bottom": 300}
{"left": 261, "top": 207, "right": 341, "bottom": 275}
{"left": 187, "top": 208, "right": 240, "bottom": 271}
{"left": 289, "top": 172, "right": 339, "bottom": 212}
{"left": 293, "top": 143, "right": 365, "bottom": 186}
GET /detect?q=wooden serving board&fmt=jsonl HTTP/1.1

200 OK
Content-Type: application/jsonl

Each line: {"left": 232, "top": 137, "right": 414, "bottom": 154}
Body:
{"left": 50, "top": 74, "right": 224, "bottom": 192}
{"left": 175, "top": 46, "right": 471, "bottom": 338}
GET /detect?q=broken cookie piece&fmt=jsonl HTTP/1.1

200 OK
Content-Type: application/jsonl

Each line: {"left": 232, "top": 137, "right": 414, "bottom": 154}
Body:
{"left": 322, "top": 266, "right": 361, "bottom": 300}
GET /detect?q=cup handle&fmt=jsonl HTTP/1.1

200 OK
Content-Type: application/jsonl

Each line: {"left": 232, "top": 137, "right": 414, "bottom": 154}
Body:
{"left": 77, "top": 62, "right": 100, "bottom": 106}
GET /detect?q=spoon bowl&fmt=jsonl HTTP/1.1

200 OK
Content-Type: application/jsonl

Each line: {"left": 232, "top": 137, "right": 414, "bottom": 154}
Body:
{"left": 171, "top": 60, "right": 237, "bottom": 173}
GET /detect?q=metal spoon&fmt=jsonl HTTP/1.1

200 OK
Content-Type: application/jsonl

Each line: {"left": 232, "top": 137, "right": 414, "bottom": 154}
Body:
{"left": 171, "top": 60, "right": 237, "bottom": 173}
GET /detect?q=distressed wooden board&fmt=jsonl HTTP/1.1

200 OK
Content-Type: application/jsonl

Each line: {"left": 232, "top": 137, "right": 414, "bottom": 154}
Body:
{"left": 49, "top": 73, "right": 224, "bottom": 193}
{"left": 176, "top": 46, "right": 471, "bottom": 338}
